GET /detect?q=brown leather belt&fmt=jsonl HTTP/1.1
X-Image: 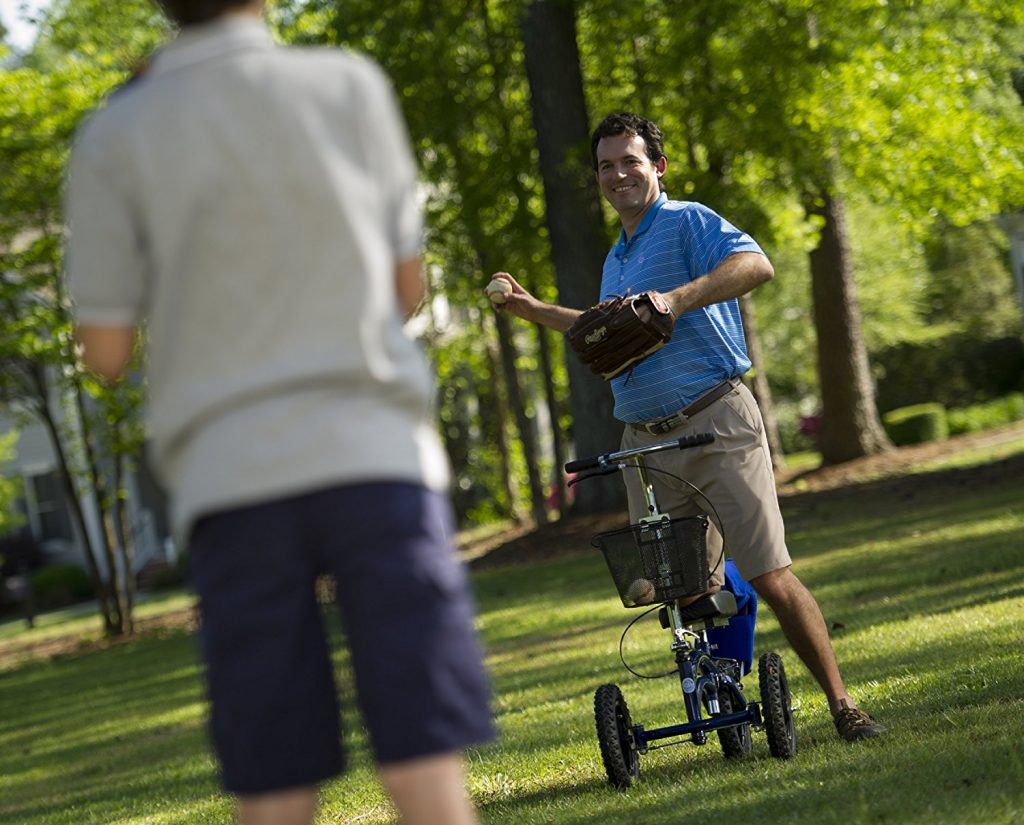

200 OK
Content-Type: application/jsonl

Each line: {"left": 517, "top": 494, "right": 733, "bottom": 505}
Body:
{"left": 630, "top": 379, "right": 738, "bottom": 435}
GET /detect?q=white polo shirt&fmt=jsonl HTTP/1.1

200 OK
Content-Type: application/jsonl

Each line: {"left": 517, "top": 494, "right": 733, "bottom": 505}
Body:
{"left": 65, "top": 17, "right": 450, "bottom": 537}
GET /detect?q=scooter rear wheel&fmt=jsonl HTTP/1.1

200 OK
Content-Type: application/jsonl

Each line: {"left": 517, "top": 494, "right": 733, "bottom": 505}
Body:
{"left": 716, "top": 686, "right": 753, "bottom": 759}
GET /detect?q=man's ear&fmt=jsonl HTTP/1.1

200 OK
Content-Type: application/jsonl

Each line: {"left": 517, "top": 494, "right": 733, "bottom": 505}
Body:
{"left": 656, "top": 156, "right": 668, "bottom": 177}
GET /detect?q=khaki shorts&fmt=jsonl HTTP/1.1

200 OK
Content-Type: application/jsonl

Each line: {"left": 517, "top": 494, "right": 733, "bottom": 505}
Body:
{"left": 621, "top": 382, "right": 791, "bottom": 587}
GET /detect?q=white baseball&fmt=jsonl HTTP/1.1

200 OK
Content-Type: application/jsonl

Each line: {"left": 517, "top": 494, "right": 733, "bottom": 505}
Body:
{"left": 486, "top": 278, "right": 513, "bottom": 304}
{"left": 625, "top": 577, "right": 656, "bottom": 605}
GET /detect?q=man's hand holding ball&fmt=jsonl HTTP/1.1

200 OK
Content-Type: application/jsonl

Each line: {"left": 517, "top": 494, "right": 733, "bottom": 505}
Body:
{"left": 486, "top": 277, "right": 514, "bottom": 305}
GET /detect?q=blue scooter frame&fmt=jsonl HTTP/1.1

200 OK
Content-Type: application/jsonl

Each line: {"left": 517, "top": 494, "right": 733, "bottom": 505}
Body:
{"left": 567, "top": 433, "right": 797, "bottom": 788}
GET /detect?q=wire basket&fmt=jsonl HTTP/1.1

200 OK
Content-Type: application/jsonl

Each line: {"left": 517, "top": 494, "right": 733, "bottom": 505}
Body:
{"left": 592, "top": 516, "right": 709, "bottom": 608}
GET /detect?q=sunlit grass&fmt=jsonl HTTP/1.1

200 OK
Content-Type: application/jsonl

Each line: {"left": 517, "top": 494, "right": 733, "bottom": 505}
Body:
{"left": 1, "top": 452, "right": 1022, "bottom": 823}
{"left": 0, "top": 589, "right": 194, "bottom": 645}
{"left": 909, "top": 430, "right": 1024, "bottom": 473}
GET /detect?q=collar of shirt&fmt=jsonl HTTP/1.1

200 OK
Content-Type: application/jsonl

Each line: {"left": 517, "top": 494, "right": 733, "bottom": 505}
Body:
{"left": 149, "top": 16, "right": 274, "bottom": 77}
{"left": 613, "top": 192, "right": 668, "bottom": 260}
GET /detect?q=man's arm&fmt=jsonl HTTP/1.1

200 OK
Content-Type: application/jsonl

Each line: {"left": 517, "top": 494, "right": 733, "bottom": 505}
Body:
{"left": 75, "top": 324, "right": 136, "bottom": 382}
{"left": 663, "top": 252, "right": 773, "bottom": 317}
{"left": 395, "top": 257, "right": 426, "bottom": 320}
{"left": 486, "top": 272, "right": 582, "bottom": 332}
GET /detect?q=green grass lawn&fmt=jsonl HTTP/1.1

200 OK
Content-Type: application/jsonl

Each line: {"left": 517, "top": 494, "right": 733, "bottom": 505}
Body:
{"left": 1, "top": 453, "right": 1022, "bottom": 824}
{"left": 0, "top": 589, "right": 195, "bottom": 644}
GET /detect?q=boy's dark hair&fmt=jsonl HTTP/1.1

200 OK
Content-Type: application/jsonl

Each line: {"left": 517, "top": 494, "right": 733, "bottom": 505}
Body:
{"left": 590, "top": 112, "right": 667, "bottom": 171}
{"left": 154, "top": 0, "right": 254, "bottom": 26}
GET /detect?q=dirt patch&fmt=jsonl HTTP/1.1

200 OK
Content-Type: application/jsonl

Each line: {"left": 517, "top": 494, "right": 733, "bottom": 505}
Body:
{"left": 0, "top": 606, "right": 197, "bottom": 673}
{"left": 774, "top": 421, "right": 1024, "bottom": 495}
{"left": 466, "top": 421, "right": 1024, "bottom": 571}
{"left": 466, "top": 510, "right": 628, "bottom": 571}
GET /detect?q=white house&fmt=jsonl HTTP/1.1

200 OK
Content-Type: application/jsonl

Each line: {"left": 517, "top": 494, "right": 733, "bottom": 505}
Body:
{"left": 0, "top": 407, "right": 173, "bottom": 579}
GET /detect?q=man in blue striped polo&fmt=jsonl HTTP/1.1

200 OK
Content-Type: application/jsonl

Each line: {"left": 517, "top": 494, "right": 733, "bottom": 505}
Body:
{"left": 489, "top": 111, "right": 883, "bottom": 742}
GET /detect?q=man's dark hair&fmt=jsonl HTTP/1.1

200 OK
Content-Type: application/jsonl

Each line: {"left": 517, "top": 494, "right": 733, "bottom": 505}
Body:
{"left": 154, "top": 0, "right": 254, "bottom": 26}
{"left": 590, "top": 112, "right": 666, "bottom": 171}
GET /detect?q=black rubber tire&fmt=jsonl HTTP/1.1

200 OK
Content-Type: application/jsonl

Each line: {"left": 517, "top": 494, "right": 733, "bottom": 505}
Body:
{"left": 758, "top": 652, "right": 797, "bottom": 759}
{"left": 716, "top": 686, "right": 753, "bottom": 759}
{"left": 594, "top": 684, "right": 639, "bottom": 789}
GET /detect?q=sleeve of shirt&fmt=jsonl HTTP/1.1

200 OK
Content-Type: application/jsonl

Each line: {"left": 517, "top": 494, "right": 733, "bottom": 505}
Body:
{"left": 63, "top": 127, "right": 148, "bottom": 327}
{"left": 680, "top": 202, "right": 765, "bottom": 278}
{"left": 362, "top": 62, "right": 423, "bottom": 263}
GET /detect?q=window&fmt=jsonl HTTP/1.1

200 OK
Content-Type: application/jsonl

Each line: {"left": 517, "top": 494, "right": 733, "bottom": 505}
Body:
{"left": 30, "top": 471, "right": 73, "bottom": 542}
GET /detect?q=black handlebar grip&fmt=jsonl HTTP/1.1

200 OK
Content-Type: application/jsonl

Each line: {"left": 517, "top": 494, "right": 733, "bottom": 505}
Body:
{"left": 564, "top": 455, "right": 599, "bottom": 474}
{"left": 677, "top": 432, "right": 715, "bottom": 449}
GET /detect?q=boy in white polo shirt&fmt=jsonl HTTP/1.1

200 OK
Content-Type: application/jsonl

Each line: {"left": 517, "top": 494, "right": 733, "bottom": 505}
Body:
{"left": 65, "top": 2, "right": 494, "bottom": 823}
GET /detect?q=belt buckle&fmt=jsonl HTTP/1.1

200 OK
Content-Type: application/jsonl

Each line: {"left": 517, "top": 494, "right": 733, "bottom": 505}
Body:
{"left": 653, "top": 413, "right": 682, "bottom": 434}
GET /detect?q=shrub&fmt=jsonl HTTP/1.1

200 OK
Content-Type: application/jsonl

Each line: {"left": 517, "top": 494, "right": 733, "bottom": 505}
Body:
{"left": 947, "top": 393, "right": 1024, "bottom": 435}
{"left": 875, "top": 334, "right": 1024, "bottom": 412}
{"left": 141, "top": 563, "right": 185, "bottom": 591}
{"left": 31, "top": 564, "right": 93, "bottom": 610}
{"left": 773, "top": 404, "right": 820, "bottom": 455}
{"left": 883, "top": 403, "right": 949, "bottom": 446}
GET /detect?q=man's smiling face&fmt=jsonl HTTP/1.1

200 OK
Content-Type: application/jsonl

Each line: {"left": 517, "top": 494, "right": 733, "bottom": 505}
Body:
{"left": 595, "top": 132, "right": 666, "bottom": 230}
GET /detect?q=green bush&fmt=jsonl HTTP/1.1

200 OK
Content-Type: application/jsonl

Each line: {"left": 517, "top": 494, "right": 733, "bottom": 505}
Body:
{"left": 141, "top": 553, "right": 190, "bottom": 591}
{"left": 883, "top": 403, "right": 949, "bottom": 446}
{"left": 875, "top": 334, "right": 1024, "bottom": 412}
{"left": 31, "top": 563, "right": 93, "bottom": 610}
{"left": 947, "top": 393, "right": 1024, "bottom": 435}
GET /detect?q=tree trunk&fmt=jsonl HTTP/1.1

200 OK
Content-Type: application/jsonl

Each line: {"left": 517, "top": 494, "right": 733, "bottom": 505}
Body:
{"left": 480, "top": 324, "right": 522, "bottom": 522}
{"left": 520, "top": 0, "right": 622, "bottom": 512}
{"left": 738, "top": 294, "right": 786, "bottom": 470}
{"left": 806, "top": 188, "right": 892, "bottom": 463}
{"left": 75, "top": 386, "right": 125, "bottom": 634}
{"left": 113, "top": 448, "right": 136, "bottom": 635}
{"left": 534, "top": 322, "right": 569, "bottom": 515}
{"left": 493, "top": 312, "right": 549, "bottom": 525}
{"left": 30, "top": 366, "right": 117, "bottom": 634}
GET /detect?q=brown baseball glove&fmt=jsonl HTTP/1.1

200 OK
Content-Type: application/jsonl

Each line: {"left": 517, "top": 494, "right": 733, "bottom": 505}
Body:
{"left": 566, "top": 291, "right": 676, "bottom": 380}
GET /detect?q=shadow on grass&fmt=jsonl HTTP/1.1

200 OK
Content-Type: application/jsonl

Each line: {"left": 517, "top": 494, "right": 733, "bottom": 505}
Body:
{"left": 470, "top": 462, "right": 1024, "bottom": 772}
{"left": 477, "top": 687, "right": 1024, "bottom": 825}
{"left": 0, "top": 754, "right": 222, "bottom": 824}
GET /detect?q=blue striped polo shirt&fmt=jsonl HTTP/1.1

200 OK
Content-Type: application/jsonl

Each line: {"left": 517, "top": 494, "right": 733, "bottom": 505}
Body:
{"left": 599, "top": 193, "right": 766, "bottom": 423}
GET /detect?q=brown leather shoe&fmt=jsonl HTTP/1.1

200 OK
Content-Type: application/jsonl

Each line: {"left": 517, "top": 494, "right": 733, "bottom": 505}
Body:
{"left": 833, "top": 699, "right": 886, "bottom": 741}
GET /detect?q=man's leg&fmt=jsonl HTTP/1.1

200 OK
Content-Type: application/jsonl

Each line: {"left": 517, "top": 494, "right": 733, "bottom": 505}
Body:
{"left": 379, "top": 753, "right": 477, "bottom": 825}
{"left": 239, "top": 788, "right": 317, "bottom": 825}
{"left": 752, "top": 566, "right": 886, "bottom": 740}
{"left": 750, "top": 566, "right": 849, "bottom": 712}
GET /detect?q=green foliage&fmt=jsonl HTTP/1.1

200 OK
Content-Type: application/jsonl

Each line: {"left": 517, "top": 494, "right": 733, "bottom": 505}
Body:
{"left": 0, "top": 431, "right": 24, "bottom": 538}
{"left": 29, "top": 563, "right": 92, "bottom": 610}
{"left": 883, "top": 403, "right": 949, "bottom": 446}
{"left": 4, "top": 0, "right": 1023, "bottom": 541}
{"left": 830, "top": 4, "right": 1024, "bottom": 227}
{"left": 772, "top": 401, "right": 819, "bottom": 455}
{"left": 140, "top": 559, "right": 187, "bottom": 592}
{"left": 0, "top": 4, "right": 165, "bottom": 633}
{"left": 948, "top": 393, "right": 1024, "bottom": 435}
{"left": 875, "top": 334, "right": 1024, "bottom": 412}
{"left": 578, "top": 0, "right": 1024, "bottom": 428}
{"left": 24, "top": 0, "right": 167, "bottom": 72}
{"left": 923, "top": 221, "right": 1023, "bottom": 338}
{"left": 278, "top": 0, "right": 1024, "bottom": 476}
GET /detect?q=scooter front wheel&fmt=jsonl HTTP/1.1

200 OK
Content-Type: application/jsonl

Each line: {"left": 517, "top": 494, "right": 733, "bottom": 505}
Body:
{"left": 759, "top": 652, "right": 797, "bottom": 759}
{"left": 594, "top": 683, "right": 640, "bottom": 789}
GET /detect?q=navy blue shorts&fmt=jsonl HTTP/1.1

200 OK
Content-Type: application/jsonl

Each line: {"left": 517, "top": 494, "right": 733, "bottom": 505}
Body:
{"left": 188, "top": 482, "right": 495, "bottom": 795}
